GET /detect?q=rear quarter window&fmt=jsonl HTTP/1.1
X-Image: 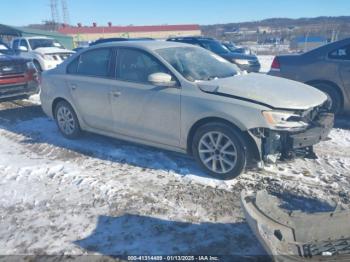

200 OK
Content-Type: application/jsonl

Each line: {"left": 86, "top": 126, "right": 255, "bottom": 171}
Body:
{"left": 329, "top": 45, "right": 350, "bottom": 60}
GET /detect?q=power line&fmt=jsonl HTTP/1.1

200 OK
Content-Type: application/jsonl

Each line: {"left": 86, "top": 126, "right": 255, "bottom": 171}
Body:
{"left": 61, "top": 0, "right": 70, "bottom": 25}
{"left": 50, "top": 0, "right": 60, "bottom": 24}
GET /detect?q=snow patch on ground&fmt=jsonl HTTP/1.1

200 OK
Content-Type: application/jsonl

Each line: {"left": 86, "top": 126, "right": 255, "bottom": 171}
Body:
{"left": 0, "top": 99, "right": 349, "bottom": 257}
{"left": 258, "top": 55, "right": 274, "bottom": 73}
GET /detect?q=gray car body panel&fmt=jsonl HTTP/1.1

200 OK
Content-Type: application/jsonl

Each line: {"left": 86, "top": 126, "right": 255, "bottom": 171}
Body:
{"left": 40, "top": 41, "right": 327, "bottom": 154}
{"left": 269, "top": 38, "right": 350, "bottom": 113}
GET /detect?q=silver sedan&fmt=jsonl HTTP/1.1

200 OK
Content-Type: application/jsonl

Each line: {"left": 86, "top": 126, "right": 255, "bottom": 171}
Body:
{"left": 40, "top": 41, "right": 333, "bottom": 179}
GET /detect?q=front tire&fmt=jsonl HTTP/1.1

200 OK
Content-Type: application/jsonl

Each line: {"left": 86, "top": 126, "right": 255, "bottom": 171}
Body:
{"left": 192, "top": 122, "right": 247, "bottom": 180}
{"left": 54, "top": 101, "right": 81, "bottom": 139}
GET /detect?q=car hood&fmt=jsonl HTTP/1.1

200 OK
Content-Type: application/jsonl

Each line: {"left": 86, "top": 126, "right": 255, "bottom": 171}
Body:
{"left": 34, "top": 47, "right": 74, "bottom": 55}
{"left": 197, "top": 73, "right": 327, "bottom": 110}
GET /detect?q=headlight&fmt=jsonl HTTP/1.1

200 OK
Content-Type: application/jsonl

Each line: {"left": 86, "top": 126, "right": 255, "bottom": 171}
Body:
{"left": 262, "top": 110, "right": 308, "bottom": 131}
{"left": 44, "top": 54, "right": 54, "bottom": 61}
{"left": 232, "top": 59, "right": 250, "bottom": 65}
{"left": 38, "top": 53, "right": 54, "bottom": 61}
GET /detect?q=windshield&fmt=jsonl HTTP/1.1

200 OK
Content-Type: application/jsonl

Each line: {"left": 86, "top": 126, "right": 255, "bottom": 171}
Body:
{"left": 223, "top": 43, "right": 237, "bottom": 52}
{"left": 156, "top": 46, "right": 238, "bottom": 82}
{"left": 199, "top": 40, "right": 230, "bottom": 54}
{"left": 28, "top": 38, "right": 63, "bottom": 50}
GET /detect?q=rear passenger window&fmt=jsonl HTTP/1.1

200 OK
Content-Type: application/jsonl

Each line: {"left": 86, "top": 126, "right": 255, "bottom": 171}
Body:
{"left": 76, "top": 48, "right": 112, "bottom": 77}
{"left": 329, "top": 45, "right": 350, "bottom": 60}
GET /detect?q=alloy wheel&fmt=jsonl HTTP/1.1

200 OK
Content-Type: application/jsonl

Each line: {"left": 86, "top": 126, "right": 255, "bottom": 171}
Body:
{"left": 198, "top": 131, "right": 238, "bottom": 174}
{"left": 56, "top": 106, "right": 76, "bottom": 135}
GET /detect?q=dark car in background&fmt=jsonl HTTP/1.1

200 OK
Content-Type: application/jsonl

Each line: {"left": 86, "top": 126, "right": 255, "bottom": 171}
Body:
{"left": 89, "top": 37, "right": 154, "bottom": 46}
{"left": 167, "top": 36, "right": 260, "bottom": 72}
{"left": 221, "top": 41, "right": 254, "bottom": 55}
{"left": 0, "top": 42, "right": 39, "bottom": 102}
{"left": 269, "top": 37, "right": 350, "bottom": 114}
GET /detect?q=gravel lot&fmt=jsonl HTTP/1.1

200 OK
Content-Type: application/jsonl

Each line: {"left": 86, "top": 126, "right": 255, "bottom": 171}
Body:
{"left": 0, "top": 90, "right": 349, "bottom": 258}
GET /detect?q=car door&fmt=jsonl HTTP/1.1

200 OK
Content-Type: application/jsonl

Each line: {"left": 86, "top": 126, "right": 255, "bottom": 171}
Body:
{"left": 329, "top": 44, "right": 350, "bottom": 101}
{"left": 65, "top": 47, "right": 116, "bottom": 132}
{"left": 111, "top": 47, "right": 181, "bottom": 147}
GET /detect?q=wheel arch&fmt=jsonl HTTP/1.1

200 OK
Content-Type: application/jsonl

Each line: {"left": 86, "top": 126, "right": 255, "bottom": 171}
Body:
{"left": 52, "top": 97, "right": 68, "bottom": 118}
{"left": 51, "top": 97, "right": 81, "bottom": 122}
{"left": 32, "top": 59, "right": 43, "bottom": 71}
{"left": 186, "top": 117, "right": 260, "bottom": 161}
{"left": 305, "top": 79, "right": 344, "bottom": 110}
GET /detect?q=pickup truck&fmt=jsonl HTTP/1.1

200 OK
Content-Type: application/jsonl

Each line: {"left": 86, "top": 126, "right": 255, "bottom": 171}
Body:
{"left": 0, "top": 42, "right": 39, "bottom": 102}
{"left": 11, "top": 36, "right": 74, "bottom": 71}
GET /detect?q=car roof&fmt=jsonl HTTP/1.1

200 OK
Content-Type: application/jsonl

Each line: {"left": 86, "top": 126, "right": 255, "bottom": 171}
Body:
{"left": 307, "top": 37, "right": 350, "bottom": 55}
{"left": 14, "top": 36, "right": 52, "bottom": 40}
{"left": 89, "top": 40, "right": 193, "bottom": 51}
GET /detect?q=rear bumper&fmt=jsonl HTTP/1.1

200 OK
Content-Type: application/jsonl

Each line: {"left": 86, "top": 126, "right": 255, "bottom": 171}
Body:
{"left": 267, "top": 69, "right": 282, "bottom": 77}
{"left": 240, "top": 63, "right": 261, "bottom": 73}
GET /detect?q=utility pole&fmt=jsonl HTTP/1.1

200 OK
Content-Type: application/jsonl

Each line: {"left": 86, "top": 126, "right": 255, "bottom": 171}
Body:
{"left": 61, "top": 0, "right": 70, "bottom": 26}
{"left": 50, "top": 0, "right": 60, "bottom": 24}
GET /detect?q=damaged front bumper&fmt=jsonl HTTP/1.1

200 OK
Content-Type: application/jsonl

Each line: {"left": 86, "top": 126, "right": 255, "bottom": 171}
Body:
{"left": 241, "top": 190, "right": 350, "bottom": 261}
{"left": 249, "top": 112, "right": 334, "bottom": 163}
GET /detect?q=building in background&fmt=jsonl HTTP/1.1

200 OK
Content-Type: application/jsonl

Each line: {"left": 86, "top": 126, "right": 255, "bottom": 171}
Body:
{"left": 58, "top": 23, "right": 201, "bottom": 46}
{"left": 0, "top": 24, "right": 73, "bottom": 49}
{"left": 290, "top": 36, "right": 328, "bottom": 51}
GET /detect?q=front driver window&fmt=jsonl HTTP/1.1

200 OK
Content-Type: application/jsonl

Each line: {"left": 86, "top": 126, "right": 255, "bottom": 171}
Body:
{"left": 329, "top": 45, "right": 350, "bottom": 60}
{"left": 117, "top": 48, "right": 170, "bottom": 83}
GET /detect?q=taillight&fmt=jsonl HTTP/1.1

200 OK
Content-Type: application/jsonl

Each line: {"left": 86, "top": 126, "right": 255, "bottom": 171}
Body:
{"left": 271, "top": 57, "right": 281, "bottom": 71}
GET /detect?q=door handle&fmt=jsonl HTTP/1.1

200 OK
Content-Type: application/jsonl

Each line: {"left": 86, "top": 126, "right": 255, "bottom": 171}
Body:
{"left": 110, "top": 91, "right": 121, "bottom": 98}
{"left": 70, "top": 83, "right": 77, "bottom": 90}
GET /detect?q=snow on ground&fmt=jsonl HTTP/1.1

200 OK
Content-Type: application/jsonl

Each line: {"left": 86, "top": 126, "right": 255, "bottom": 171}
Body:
{"left": 258, "top": 55, "right": 274, "bottom": 73}
{"left": 0, "top": 99, "right": 349, "bottom": 257}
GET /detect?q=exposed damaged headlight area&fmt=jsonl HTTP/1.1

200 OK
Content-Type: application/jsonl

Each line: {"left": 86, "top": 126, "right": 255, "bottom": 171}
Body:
{"left": 250, "top": 106, "right": 334, "bottom": 163}
{"left": 262, "top": 110, "right": 309, "bottom": 131}
{"left": 241, "top": 190, "right": 350, "bottom": 260}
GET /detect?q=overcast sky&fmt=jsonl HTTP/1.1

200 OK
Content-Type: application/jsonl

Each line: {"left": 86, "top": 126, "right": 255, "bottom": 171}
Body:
{"left": 2, "top": 0, "right": 350, "bottom": 26}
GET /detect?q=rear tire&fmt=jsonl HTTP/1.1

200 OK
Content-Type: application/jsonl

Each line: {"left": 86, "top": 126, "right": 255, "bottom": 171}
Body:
{"left": 192, "top": 122, "right": 247, "bottom": 180}
{"left": 310, "top": 82, "right": 342, "bottom": 114}
{"left": 54, "top": 100, "right": 81, "bottom": 139}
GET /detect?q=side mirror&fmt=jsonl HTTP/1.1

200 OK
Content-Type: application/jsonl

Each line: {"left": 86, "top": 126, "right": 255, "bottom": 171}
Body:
{"left": 18, "top": 46, "right": 28, "bottom": 52}
{"left": 148, "top": 72, "right": 176, "bottom": 87}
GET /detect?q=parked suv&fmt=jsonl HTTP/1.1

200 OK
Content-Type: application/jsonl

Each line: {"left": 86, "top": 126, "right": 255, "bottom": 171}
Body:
{"left": 0, "top": 46, "right": 39, "bottom": 102}
{"left": 268, "top": 37, "right": 350, "bottom": 114}
{"left": 40, "top": 41, "right": 332, "bottom": 179}
{"left": 11, "top": 36, "right": 74, "bottom": 71}
{"left": 167, "top": 37, "right": 260, "bottom": 72}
